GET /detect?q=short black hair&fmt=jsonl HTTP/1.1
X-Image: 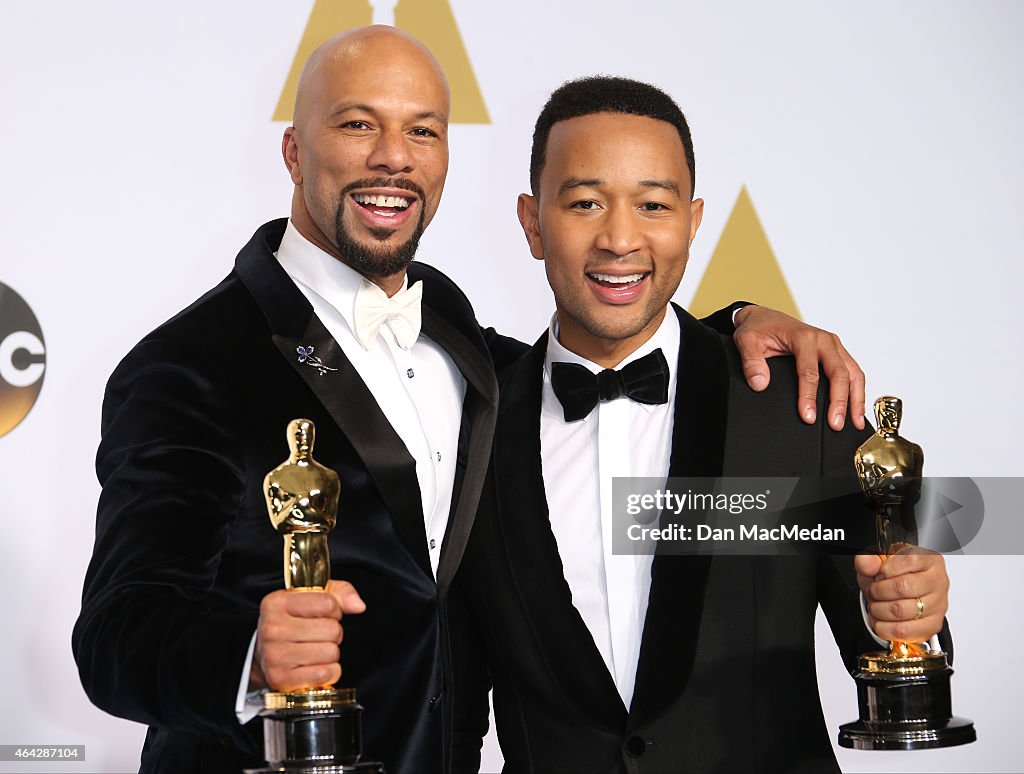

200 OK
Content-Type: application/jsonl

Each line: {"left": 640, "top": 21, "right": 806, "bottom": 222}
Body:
{"left": 529, "top": 76, "right": 696, "bottom": 198}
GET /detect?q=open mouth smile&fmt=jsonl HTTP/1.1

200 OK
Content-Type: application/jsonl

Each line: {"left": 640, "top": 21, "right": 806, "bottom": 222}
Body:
{"left": 587, "top": 272, "right": 647, "bottom": 289}
{"left": 585, "top": 270, "right": 651, "bottom": 304}
{"left": 350, "top": 189, "right": 418, "bottom": 229}
{"left": 353, "top": 193, "right": 412, "bottom": 217}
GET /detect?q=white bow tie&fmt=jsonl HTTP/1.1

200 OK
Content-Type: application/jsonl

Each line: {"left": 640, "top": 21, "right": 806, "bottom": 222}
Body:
{"left": 353, "top": 279, "right": 423, "bottom": 351}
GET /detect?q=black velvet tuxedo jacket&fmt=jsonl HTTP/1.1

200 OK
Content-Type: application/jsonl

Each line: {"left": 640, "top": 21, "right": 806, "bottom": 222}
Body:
{"left": 451, "top": 305, "right": 949, "bottom": 773}
{"left": 72, "top": 220, "right": 511, "bottom": 774}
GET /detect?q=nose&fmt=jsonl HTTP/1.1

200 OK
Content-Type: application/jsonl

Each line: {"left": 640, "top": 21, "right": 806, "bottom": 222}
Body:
{"left": 366, "top": 127, "right": 414, "bottom": 175}
{"left": 594, "top": 203, "right": 643, "bottom": 257}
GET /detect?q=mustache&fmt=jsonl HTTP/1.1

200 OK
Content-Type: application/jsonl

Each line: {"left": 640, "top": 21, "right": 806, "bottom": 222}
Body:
{"left": 340, "top": 178, "right": 426, "bottom": 202}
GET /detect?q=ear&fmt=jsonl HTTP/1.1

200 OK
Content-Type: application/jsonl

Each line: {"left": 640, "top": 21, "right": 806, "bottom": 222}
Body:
{"left": 282, "top": 127, "right": 302, "bottom": 185}
{"left": 517, "top": 193, "right": 544, "bottom": 261}
{"left": 688, "top": 197, "right": 705, "bottom": 246}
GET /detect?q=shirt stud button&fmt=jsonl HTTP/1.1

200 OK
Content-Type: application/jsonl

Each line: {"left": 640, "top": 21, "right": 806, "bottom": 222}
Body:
{"left": 407, "top": 368, "right": 415, "bottom": 378}
{"left": 429, "top": 538, "right": 437, "bottom": 550}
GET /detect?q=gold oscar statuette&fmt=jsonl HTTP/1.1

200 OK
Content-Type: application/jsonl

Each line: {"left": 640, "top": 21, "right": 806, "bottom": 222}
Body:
{"left": 838, "top": 397, "right": 975, "bottom": 750}
{"left": 265, "top": 417, "right": 340, "bottom": 594}
{"left": 247, "top": 419, "right": 383, "bottom": 774}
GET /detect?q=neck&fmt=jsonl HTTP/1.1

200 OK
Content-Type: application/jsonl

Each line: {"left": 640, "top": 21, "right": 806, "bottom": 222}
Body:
{"left": 361, "top": 270, "right": 406, "bottom": 297}
{"left": 289, "top": 205, "right": 407, "bottom": 297}
{"left": 555, "top": 306, "right": 667, "bottom": 369}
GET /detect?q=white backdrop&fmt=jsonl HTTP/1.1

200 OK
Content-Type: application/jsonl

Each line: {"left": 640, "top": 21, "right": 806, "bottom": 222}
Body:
{"left": 0, "top": 1, "right": 1021, "bottom": 772}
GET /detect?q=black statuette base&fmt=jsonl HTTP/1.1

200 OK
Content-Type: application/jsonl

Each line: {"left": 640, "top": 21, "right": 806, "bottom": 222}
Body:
{"left": 247, "top": 766, "right": 382, "bottom": 773}
{"left": 245, "top": 702, "right": 384, "bottom": 773}
{"left": 838, "top": 665, "right": 976, "bottom": 750}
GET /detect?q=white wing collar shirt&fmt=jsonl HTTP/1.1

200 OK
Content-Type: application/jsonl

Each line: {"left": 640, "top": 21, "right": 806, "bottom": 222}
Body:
{"left": 541, "top": 308, "right": 680, "bottom": 710}
{"left": 236, "top": 220, "right": 465, "bottom": 722}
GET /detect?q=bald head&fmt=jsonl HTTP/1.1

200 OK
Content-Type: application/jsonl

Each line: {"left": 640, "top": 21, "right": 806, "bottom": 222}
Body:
{"left": 293, "top": 26, "right": 450, "bottom": 130}
{"left": 280, "top": 26, "right": 452, "bottom": 294}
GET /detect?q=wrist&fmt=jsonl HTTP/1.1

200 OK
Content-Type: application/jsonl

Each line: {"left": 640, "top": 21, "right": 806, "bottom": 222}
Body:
{"left": 248, "top": 653, "right": 268, "bottom": 692}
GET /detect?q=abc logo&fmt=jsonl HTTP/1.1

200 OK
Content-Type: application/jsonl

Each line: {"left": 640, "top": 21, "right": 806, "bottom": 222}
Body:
{"left": 0, "top": 283, "right": 45, "bottom": 437}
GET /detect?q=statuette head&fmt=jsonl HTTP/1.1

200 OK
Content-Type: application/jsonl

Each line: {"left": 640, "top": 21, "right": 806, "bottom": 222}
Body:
{"left": 288, "top": 418, "right": 315, "bottom": 459}
{"left": 874, "top": 396, "right": 902, "bottom": 432}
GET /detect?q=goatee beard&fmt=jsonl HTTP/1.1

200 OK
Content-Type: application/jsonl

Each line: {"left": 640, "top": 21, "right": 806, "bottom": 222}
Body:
{"left": 334, "top": 178, "right": 427, "bottom": 279}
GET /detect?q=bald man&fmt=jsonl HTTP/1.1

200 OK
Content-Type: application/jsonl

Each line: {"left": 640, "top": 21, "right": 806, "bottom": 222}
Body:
{"left": 73, "top": 27, "right": 866, "bottom": 774}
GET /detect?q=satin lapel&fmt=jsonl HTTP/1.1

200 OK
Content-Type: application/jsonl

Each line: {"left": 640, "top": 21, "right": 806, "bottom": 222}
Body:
{"left": 494, "top": 335, "right": 627, "bottom": 731}
{"left": 422, "top": 306, "right": 499, "bottom": 593}
{"left": 629, "top": 305, "right": 729, "bottom": 730}
{"left": 235, "top": 222, "right": 431, "bottom": 580}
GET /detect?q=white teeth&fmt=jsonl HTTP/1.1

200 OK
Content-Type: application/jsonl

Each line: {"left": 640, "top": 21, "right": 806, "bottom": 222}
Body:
{"left": 353, "top": 193, "right": 410, "bottom": 208}
{"left": 589, "top": 272, "right": 645, "bottom": 284}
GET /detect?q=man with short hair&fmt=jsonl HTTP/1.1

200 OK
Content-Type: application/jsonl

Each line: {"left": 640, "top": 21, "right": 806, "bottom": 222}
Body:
{"left": 74, "top": 29, "right": 871, "bottom": 774}
{"left": 451, "top": 76, "right": 951, "bottom": 773}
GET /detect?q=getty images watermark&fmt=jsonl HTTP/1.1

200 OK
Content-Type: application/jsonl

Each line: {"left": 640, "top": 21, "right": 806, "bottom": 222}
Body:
{"left": 624, "top": 486, "right": 846, "bottom": 543}
{"left": 612, "top": 477, "right": 1010, "bottom": 556}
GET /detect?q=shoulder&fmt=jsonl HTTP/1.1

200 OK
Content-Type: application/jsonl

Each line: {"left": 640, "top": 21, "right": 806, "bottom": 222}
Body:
{"left": 101, "top": 270, "right": 274, "bottom": 428}
{"left": 118, "top": 271, "right": 266, "bottom": 368}
{"left": 129, "top": 219, "right": 291, "bottom": 359}
{"left": 408, "top": 261, "right": 476, "bottom": 322}
{"left": 496, "top": 330, "right": 546, "bottom": 388}
{"left": 409, "top": 260, "right": 527, "bottom": 374}
{"left": 713, "top": 332, "right": 871, "bottom": 473}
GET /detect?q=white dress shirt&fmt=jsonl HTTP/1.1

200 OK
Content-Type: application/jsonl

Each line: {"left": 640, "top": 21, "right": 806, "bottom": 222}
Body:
{"left": 541, "top": 310, "right": 680, "bottom": 710}
{"left": 235, "top": 221, "right": 465, "bottom": 723}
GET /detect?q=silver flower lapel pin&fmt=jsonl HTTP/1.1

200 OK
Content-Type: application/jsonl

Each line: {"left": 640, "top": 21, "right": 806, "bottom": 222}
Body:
{"left": 296, "top": 345, "right": 337, "bottom": 376}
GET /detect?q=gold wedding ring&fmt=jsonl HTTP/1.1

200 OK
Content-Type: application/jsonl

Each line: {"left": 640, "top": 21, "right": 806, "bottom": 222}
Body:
{"left": 915, "top": 597, "right": 925, "bottom": 620}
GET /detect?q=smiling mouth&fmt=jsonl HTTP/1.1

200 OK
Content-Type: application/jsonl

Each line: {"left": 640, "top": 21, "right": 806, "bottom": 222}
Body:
{"left": 352, "top": 193, "right": 413, "bottom": 218}
{"left": 586, "top": 271, "right": 649, "bottom": 289}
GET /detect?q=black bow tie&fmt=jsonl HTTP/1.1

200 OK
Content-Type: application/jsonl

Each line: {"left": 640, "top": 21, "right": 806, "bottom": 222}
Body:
{"left": 550, "top": 349, "right": 670, "bottom": 422}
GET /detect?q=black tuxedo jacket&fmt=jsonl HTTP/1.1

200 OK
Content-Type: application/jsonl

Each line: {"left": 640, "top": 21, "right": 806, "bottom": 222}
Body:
{"left": 451, "top": 305, "right": 951, "bottom": 773}
{"left": 72, "top": 220, "right": 507, "bottom": 774}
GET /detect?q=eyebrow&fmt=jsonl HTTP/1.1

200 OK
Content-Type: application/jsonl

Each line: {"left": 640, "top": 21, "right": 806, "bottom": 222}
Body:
{"left": 330, "top": 104, "right": 448, "bottom": 126}
{"left": 557, "top": 177, "right": 681, "bottom": 197}
{"left": 640, "top": 179, "right": 681, "bottom": 196}
{"left": 557, "top": 177, "right": 601, "bottom": 196}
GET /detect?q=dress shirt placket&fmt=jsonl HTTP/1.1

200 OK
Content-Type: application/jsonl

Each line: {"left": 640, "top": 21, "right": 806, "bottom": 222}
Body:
{"left": 378, "top": 328, "right": 442, "bottom": 568}
{"left": 598, "top": 397, "right": 643, "bottom": 709}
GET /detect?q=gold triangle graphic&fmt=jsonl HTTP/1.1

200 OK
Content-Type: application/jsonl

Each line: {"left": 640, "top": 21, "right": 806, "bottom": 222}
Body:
{"left": 688, "top": 186, "right": 801, "bottom": 320}
{"left": 273, "top": 0, "right": 489, "bottom": 124}
{"left": 395, "top": 0, "right": 489, "bottom": 124}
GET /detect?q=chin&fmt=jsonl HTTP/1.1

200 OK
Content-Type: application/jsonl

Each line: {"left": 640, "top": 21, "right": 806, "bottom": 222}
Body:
{"left": 582, "top": 316, "right": 654, "bottom": 343}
